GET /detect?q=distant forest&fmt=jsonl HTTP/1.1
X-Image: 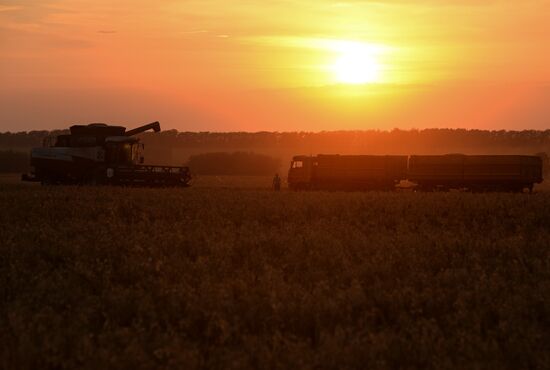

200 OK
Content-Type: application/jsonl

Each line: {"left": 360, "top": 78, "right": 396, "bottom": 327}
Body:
{"left": 2, "top": 128, "right": 550, "bottom": 153}
{"left": 188, "top": 152, "right": 281, "bottom": 176}
{"left": 0, "top": 150, "right": 28, "bottom": 173}
{"left": 2, "top": 129, "right": 550, "bottom": 174}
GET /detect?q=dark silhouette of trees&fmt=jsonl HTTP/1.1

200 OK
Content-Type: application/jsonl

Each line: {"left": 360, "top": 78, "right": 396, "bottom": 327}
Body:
{"left": 0, "top": 151, "right": 29, "bottom": 173}
{"left": 1, "top": 128, "right": 549, "bottom": 174}
{"left": 2, "top": 128, "right": 550, "bottom": 154}
{"left": 187, "top": 152, "right": 281, "bottom": 175}
{"left": 133, "top": 129, "right": 550, "bottom": 158}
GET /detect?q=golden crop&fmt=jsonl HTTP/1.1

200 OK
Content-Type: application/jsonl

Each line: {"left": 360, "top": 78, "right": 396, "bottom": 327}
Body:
{"left": 1, "top": 183, "right": 549, "bottom": 369}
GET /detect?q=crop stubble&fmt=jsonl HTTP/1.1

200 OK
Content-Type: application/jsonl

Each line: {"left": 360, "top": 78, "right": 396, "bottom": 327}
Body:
{"left": 1, "top": 184, "right": 549, "bottom": 369}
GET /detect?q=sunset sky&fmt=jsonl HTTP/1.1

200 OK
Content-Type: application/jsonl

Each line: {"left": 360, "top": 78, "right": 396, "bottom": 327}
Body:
{"left": 1, "top": 0, "right": 549, "bottom": 132}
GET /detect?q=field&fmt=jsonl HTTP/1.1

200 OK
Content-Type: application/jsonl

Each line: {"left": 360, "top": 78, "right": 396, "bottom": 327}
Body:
{"left": 1, "top": 179, "right": 550, "bottom": 369}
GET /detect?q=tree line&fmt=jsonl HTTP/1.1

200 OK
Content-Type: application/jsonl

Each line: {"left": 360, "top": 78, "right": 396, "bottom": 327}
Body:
{"left": 186, "top": 152, "right": 281, "bottom": 176}
{"left": 0, "top": 151, "right": 29, "bottom": 173}
{"left": 1, "top": 129, "right": 550, "bottom": 175}
{"left": 3, "top": 129, "right": 550, "bottom": 154}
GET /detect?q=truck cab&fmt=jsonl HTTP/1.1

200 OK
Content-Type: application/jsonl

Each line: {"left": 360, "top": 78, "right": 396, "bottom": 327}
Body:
{"left": 288, "top": 155, "right": 314, "bottom": 190}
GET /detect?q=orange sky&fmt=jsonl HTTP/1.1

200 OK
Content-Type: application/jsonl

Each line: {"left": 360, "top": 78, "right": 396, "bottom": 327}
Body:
{"left": 1, "top": 0, "right": 549, "bottom": 132}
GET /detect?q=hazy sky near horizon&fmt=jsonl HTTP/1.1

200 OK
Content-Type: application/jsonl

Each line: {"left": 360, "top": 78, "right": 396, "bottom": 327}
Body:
{"left": 1, "top": 0, "right": 549, "bottom": 132}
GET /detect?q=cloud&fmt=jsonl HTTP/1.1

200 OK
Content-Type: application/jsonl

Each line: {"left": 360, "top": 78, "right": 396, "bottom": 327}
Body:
{"left": 180, "top": 30, "right": 209, "bottom": 34}
{"left": 0, "top": 5, "right": 23, "bottom": 12}
{"left": 0, "top": 25, "right": 93, "bottom": 50}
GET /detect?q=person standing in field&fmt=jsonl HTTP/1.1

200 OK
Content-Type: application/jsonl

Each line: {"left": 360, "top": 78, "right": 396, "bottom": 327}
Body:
{"left": 273, "top": 173, "right": 281, "bottom": 191}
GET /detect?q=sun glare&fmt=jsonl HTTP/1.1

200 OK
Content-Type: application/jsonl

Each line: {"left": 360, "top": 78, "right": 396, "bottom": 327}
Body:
{"left": 331, "top": 41, "right": 382, "bottom": 84}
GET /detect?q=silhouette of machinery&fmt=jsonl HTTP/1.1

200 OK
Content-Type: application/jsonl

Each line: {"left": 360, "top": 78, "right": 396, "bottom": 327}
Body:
{"left": 22, "top": 121, "right": 191, "bottom": 186}
{"left": 288, "top": 154, "right": 543, "bottom": 192}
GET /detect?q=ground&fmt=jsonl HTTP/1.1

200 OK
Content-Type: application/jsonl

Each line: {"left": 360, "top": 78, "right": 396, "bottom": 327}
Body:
{"left": 1, "top": 176, "right": 549, "bottom": 369}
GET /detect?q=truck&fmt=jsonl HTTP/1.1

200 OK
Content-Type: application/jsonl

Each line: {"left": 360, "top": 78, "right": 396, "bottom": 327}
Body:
{"left": 408, "top": 154, "right": 543, "bottom": 192}
{"left": 22, "top": 121, "right": 192, "bottom": 187}
{"left": 288, "top": 154, "right": 408, "bottom": 190}
{"left": 288, "top": 154, "right": 543, "bottom": 192}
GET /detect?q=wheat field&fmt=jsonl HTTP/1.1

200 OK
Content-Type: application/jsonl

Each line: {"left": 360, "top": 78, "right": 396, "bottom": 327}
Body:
{"left": 1, "top": 182, "right": 549, "bottom": 369}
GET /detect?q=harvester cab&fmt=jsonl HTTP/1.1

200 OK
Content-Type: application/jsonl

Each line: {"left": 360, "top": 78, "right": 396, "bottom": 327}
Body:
{"left": 22, "top": 121, "right": 191, "bottom": 187}
{"left": 102, "top": 121, "right": 160, "bottom": 166}
{"left": 104, "top": 136, "right": 141, "bottom": 166}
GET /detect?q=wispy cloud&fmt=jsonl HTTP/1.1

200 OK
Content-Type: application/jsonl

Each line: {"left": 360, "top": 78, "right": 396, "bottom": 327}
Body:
{"left": 0, "top": 5, "right": 23, "bottom": 12}
{"left": 180, "top": 30, "right": 209, "bottom": 35}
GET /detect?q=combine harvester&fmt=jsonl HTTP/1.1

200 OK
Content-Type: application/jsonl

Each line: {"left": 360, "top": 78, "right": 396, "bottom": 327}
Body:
{"left": 288, "top": 154, "right": 543, "bottom": 192}
{"left": 22, "top": 121, "right": 191, "bottom": 187}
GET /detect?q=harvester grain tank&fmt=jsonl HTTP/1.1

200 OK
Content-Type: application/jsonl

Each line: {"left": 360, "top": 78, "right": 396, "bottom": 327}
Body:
{"left": 288, "top": 154, "right": 408, "bottom": 190}
{"left": 22, "top": 121, "right": 191, "bottom": 187}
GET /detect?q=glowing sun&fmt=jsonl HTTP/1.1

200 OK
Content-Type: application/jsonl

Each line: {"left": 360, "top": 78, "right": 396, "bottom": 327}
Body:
{"left": 331, "top": 41, "right": 382, "bottom": 84}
